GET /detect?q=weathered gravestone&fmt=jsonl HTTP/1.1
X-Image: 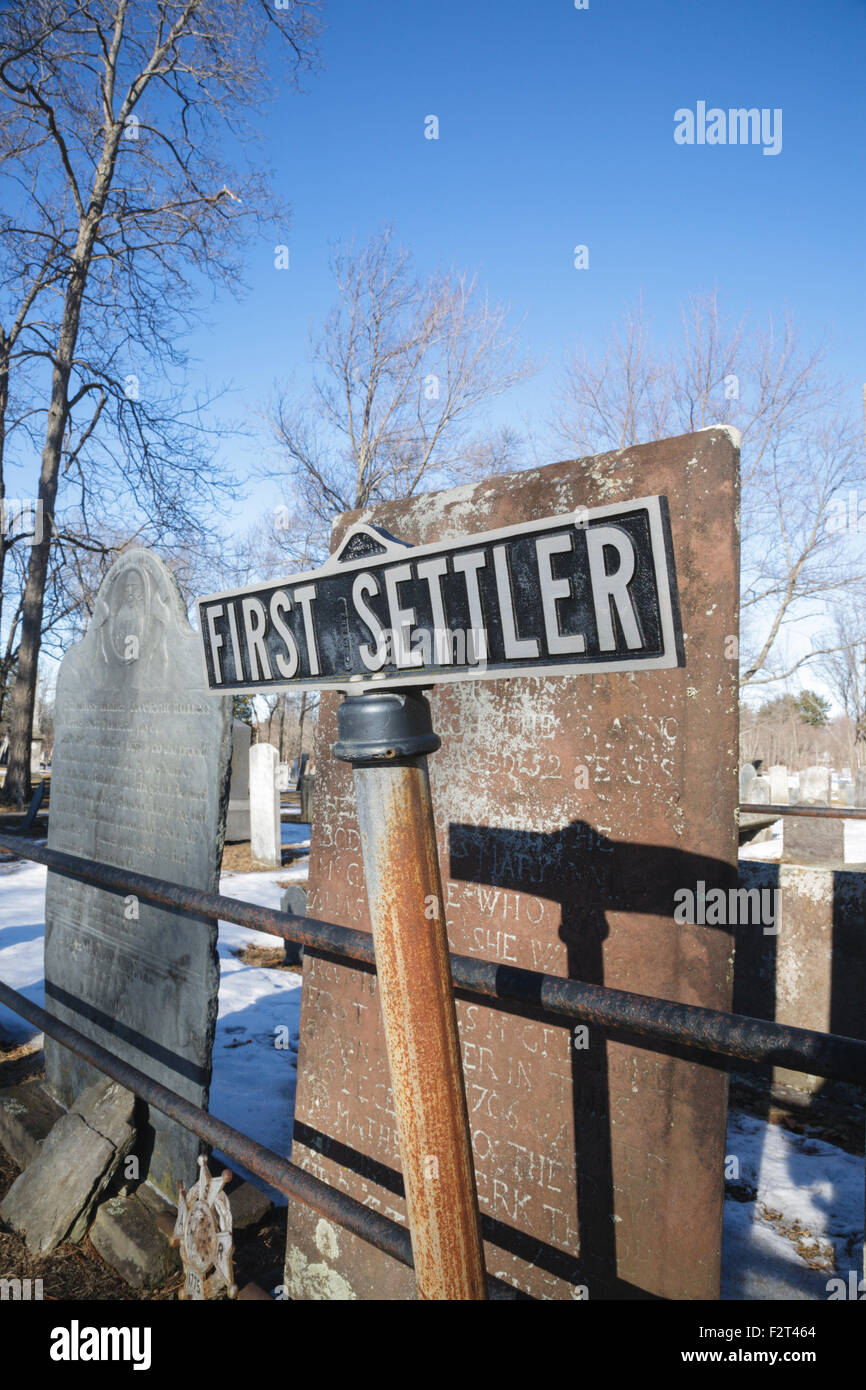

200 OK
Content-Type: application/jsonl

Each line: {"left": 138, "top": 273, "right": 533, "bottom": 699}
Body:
{"left": 748, "top": 775, "right": 771, "bottom": 805}
{"left": 767, "top": 765, "right": 788, "bottom": 804}
{"left": 250, "top": 742, "right": 281, "bottom": 867}
{"left": 739, "top": 763, "right": 756, "bottom": 802}
{"left": 44, "top": 549, "right": 232, "bottom": 1199}
{"left": 225, "top": 720, "right": 252, "bottom": 842}
{"left": 285, "top": 428, "right": 739, "bottom": 1300}
{"left": 799, "top": 765, "right": 830, "bottom": 805}
{"left": 855, "top": 769, "right": 866, "bottom": 807}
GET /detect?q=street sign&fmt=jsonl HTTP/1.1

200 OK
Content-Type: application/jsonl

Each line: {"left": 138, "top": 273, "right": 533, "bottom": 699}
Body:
{"left": 197, "top": 494, "right": 683, "bottom": 694}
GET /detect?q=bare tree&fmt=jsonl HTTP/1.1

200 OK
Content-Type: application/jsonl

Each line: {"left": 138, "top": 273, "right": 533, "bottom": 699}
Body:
{"left": 552, "top": 293, "right": 865, "bottom": 689}
{"left": 819, "top": 602, "right": 866, "bottom": 768}
{"left": 267, "top": 226, "right": 534, "bottom": 567}
{"left": 0, "top": 0, "right": 320, "bottom": 804}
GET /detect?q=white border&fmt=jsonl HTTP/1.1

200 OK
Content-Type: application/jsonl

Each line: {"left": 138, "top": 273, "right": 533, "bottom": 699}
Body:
{"left": 196, "top": 495, "right": 681, "bottom": 694}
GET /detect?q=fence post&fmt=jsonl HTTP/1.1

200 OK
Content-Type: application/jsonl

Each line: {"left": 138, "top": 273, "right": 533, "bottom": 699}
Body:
{"left": 334, "top": 688, "right": 487, "bottom": 1300}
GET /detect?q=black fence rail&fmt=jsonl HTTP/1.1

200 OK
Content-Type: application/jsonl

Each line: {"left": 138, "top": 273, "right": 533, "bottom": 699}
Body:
{"left": 1, "top": 833, "right": 864, "bottom": 1086}
{"left": 739, "top": 802, "right": 866, "bottom": 819}
{"left": 0, "top": 826, "right": 864, "bottom": 1299}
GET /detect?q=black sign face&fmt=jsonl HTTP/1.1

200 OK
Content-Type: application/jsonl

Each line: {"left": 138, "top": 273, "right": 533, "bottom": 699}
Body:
{"left": 196, "top": 496, "right": 684, "bottom": 694}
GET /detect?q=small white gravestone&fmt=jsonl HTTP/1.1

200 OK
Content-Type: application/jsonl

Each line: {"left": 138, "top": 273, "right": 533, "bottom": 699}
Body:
{"left": 277, "top": 762, "right": 290, "bottom": 792}
{"left": 250, "top": 742, "right": 281, "bottom": 867}
{"left": 767, "top": 765, "right": 788, "bottom": 804}
{"left": 739, "top": 764, "right": 757, "bottom": 801}
{"left": 798, "top": 765, "right": 831, "bottom": 805}
{"left": 854, "top": 769, "right": 866, "bottom": 808}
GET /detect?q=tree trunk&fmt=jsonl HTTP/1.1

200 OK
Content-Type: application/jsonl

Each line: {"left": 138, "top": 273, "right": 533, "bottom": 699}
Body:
{"left": 2, "top": 377, "right": 69, "bottom": 805}
{"left": 294, "top": 690, "right": 308, "bottom": 762}
{"left": 1, "top": 227, "right": 98, "bottom": 805}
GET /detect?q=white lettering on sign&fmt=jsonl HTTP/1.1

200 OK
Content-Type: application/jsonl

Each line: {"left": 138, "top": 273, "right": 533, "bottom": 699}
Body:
{"left": 535, "top": 533, "right": 586, "bottom": 655}
{"left": 196, "top": 496, "right": 682, "bottom": 693}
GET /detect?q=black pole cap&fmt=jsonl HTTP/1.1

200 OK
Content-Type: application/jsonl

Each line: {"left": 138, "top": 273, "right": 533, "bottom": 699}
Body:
{"left": 334, "top": 690, "right": 440, "bottom": 764}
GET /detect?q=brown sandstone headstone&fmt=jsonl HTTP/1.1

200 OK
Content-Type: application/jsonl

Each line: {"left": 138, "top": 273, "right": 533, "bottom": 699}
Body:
{"left": 286, "top": 428, "right": 739, "bottom": 1300}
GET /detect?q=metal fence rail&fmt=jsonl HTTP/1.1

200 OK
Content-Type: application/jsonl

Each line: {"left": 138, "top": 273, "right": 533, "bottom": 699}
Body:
{"left": 1, "top": 824, "right": 864, "bottom": 1300}
{"left": 739, "top": 802, "right": 866, "bottom": 820}
{"left": 1, "top": 833, "right": 865, "bottom": 1086}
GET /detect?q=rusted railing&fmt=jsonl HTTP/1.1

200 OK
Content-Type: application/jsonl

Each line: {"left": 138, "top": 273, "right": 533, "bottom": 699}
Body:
{"left": 0, "top": 967, "right": 522, "bottom": 1299}
{"left": 1, "top": 818, "right": 864, "bottom": 1300}
{"left": 1, "top": 833, "right": 865, "bottom": 1085}
{"left": 740, "top": 802, "right": 866, "bottom": 819}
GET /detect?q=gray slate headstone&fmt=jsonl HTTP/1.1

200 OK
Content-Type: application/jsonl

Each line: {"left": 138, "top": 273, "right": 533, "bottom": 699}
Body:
{"left": 280, "top": 884, "right": 307, "bottom": 966}
{"left": 43, "top": 548, "right": 232, "bottom": 1199}
{"left": 0, "top": 1078, "right": 134, "bottom": 1254}
{"left": 225, "top": 720, "right": 252, "bottom": 842}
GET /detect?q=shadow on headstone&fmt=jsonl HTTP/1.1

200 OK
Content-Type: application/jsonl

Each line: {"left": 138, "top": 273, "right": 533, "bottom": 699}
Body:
{"left": 447, "top": 819, "right": 736, "bottom": 1299}
{"left": 293, "top": 820, "right": 737, "bottom": 1299}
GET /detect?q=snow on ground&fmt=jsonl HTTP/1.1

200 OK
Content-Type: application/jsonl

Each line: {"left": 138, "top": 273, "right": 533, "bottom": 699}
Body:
{"left": 722, "top": 1111, "right": 863, "bottom": 1300}
{"left": 212, "top": 864, "right": 308, "bottom": 1170}
{"left": 0, "top": 857, "right": 47, "bottom": 1043}
{"left": 0, "top": 848, "right": 862, "bottom": 1297}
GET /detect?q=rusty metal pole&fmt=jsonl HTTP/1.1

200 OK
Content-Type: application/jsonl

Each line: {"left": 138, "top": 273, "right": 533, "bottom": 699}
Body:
{"left": 334, "top": 688, "right": 487, "bottom": 1300}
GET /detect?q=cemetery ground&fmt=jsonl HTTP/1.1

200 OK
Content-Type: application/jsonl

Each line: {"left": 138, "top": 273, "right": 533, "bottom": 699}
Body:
{"left": 0, "top": 817, "right": 862, "bottom": 1300}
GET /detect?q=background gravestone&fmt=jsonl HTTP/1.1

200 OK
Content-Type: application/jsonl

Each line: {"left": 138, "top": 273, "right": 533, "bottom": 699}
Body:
{"left": 767, "top": 765, "right": 788, "bottom": 804}
{"left": 799, "top": 765, "right": 830, "bottom": 805}
{"left": 250, "top": 742, "right": 281, "bottom": 867}
{"left": 285, "top": 427, "right": 739, "bottom": 1301}
{"left": 749, "top": 775, "right": 771, "bottom": 805}
{"left": 44, "top": 548, "right": 232, "bottom": 1199}
{"left": 225, "top": 721, "right": 252, "bottom": 842}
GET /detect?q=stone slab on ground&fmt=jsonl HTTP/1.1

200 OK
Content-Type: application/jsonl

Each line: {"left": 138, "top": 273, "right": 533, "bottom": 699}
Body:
{"left": 0, "top": 1080, "right": 64, "bottom": 1169}
{"left": 136, "top": 1180, "right": 176, "bottom": 1218}
{"left": 89, "top": 1193, "right": 180, "bottom": 1289}
{"left": 228, "top": 1180, "right": 273, "bottom": 1230}
{"left": 0, "top": 1078, "right": 134, "bottom": 1254}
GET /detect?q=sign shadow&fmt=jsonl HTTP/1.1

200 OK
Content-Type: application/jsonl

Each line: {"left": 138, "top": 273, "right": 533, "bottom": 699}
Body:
{"left": 449, "top": 817, "right": 736, "bottom": 1298}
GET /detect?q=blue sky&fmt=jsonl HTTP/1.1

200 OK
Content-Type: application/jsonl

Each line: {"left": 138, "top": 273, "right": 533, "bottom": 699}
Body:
{"left": 187, "top": 0, "right": 865, "bottom": 501}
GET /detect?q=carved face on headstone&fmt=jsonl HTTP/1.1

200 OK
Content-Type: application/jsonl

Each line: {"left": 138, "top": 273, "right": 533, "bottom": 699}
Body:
{"left": 110, "top": 566, "right": 147, "bottom": 664}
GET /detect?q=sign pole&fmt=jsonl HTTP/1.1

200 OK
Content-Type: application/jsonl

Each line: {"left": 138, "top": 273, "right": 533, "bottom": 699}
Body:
{"left": 334, "top": 688, "right": 487, "bottom": 1300}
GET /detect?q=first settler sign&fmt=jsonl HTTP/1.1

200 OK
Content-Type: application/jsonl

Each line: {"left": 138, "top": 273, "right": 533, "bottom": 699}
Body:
{"left": 197, "top": 495, "right": 684, "bottom": 693}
